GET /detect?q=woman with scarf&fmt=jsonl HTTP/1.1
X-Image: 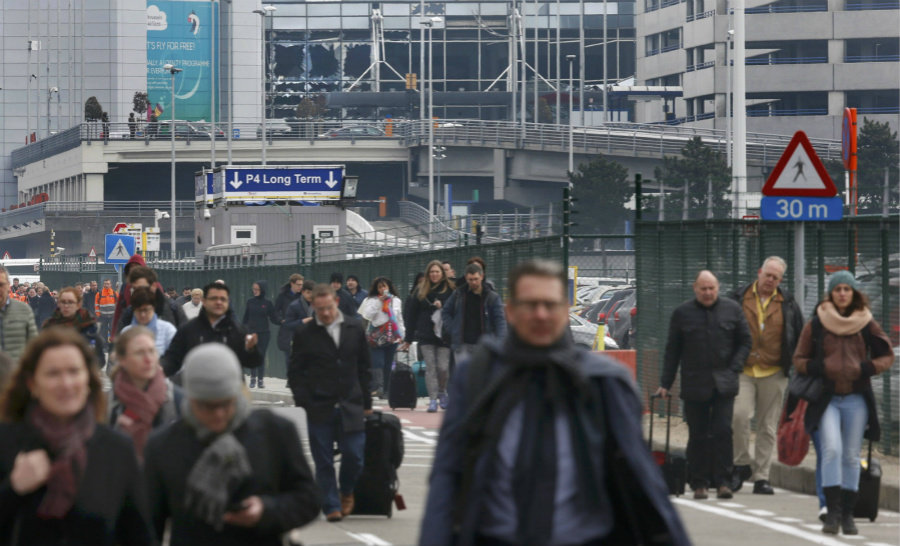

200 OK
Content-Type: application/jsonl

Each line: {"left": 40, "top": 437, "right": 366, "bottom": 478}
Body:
{"left": 143, "top": 343, "right": 319, "bottom": 546}
{"left": 793, "top": 271, "right": 893, "bottom": 536}
{"left": 242, "top": 281, "right": 279, "bottom": 389}
{"left": 361, "top": 277, "right": 405, "bottom": 398}
{"left": 41, "top": 286, "right": 106, "bottom": 369}
{"left": 401, "top": 260, "right": 455, "bottom": 413}
{"left": 0, "top": 328, "right": 153, "bottom": 546}
{"left": 108, "top": 326, "right": 183, "bottom": 462}
{"left": 119, "top": 286, "right": 178, "bottom": 356}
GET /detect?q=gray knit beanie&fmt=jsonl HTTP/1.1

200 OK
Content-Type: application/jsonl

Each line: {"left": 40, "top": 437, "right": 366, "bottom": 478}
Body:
{"left": 827, "top": 270, "right": 858, "bottom": 294}
{"left": 183, "top": 343, "right": 242, "bottom": 401}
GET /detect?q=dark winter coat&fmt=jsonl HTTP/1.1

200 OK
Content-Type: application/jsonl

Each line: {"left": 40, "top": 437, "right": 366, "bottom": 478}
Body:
{"left": 161, "top": 307, "right": 263, "bottom": 378}
{"left": 0, "top": 422, "right": 154, "bottom": 546}
{"left": 419, "top": 335, "right": 691, "bottom": 546}
{"left": 441, "top": 283, "right": 507, "bottom": 350}
{"left": 242, "top": 280, "right": 279, "bottom": 335}
{"left": 82, "top": 289, "right": 99, "bottom": 314}
{"left": 112, "top": 254, "right": 147, "bottom": 336}
{"left": 277, "top": 297, "right": 312, "bottom": 352}
{"left": 117, "top": 287, "right": 181, "bottom": 334}
{"left": 143, "top": 410, "right": 320, "bottom": 546}
{"left": 404, "top": 282, "right": 454, "bottom": 346}
{"left": 335, "top": 287, "right": 359, "bottom": 318}
{"left": 729, "top": 282, "right": 804, "bottom": 376}
{"left": 36, "top": 291, "right": 56, "bottom": 327}
{"left": 274, "top": 282, "right": 303, "bottom": 323}
{"left": 288, "top": 315, "right": 372, "bottom": 432}
{"left": 661, "top": 297, "right": 753, "bottom": 401}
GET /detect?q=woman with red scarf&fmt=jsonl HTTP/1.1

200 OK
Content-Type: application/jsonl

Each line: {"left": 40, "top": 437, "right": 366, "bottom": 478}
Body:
{"left": 108, "top": 326, "right": 183, "bottom": 462}
{"left": 0, "top": 328, "right": 153, "bottom": 546}
{"left": 41, "top": 287, "right": 106, "bottom": 369}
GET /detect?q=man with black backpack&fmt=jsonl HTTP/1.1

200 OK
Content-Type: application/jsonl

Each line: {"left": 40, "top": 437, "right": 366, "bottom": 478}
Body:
{"left": 421, "top": 260, "right": 689, "bottom": 546}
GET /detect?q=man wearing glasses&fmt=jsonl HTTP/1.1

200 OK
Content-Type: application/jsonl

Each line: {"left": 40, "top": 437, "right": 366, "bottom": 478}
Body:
{"left": 421, "top": 260, "right": 689, "bottom": 546}
{"left": 161, "top": 281, "right": 261, "bottom": 379}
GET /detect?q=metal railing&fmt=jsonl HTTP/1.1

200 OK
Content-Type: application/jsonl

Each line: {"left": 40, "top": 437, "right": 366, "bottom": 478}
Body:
{"left": 746, "top": 4, "right": 828, "bottom": 12}
{"left": 686, "top": 60, "right": 716, "bottom": 72}
{"left": 855, "top": 106, "right": 900, "bottom": 114}
{"left": 686, "top": 9, "right": 716, "bottom": 21}
{"left": 844, "top": 54, "right": 900, "bottom": 62}
{"left": 747, "top": 108, "right": 829, "bottom": 117}
{"left": 0, "top": 201, "right": 196, "bottom": 229}
{"left": 746, "top": 56, "right": 828, "bottom": 64}
{"left": 845, "top": 1, "right": 900, "bottom": 8}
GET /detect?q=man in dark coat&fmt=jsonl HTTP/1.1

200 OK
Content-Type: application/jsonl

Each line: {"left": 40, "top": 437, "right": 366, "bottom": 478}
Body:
{"left": 329, "top": 272, "right": 359, "bottom": 318}
{"left": 277, "top": 280, "right": 314, "bottom": 356}
{"left": 274, "top": 274, "right": 305, "bottom": 322}
{"left": 658, "top": 270, "right": 753, "bottom": 500}
{"left": 82, "top": 280, "right": 99, "bottom": 314}
{"left": 442, "top": 262, "right": 507, "bottom": 363}
{"left": 162, "top": 282, "right": 262, "bottom": 379}
{"left": 144, "top": 343, "right": 319, "bottom": 546}
{"left": 288, "top": 283, "right": 372, "bottom": 523}
{"left": 117, "top": 265, "right": 184, "bottom": 333}
{"left": 35, "top": 283, "right": 57, "bottom": 331}
{"left": 421, "top": 260, "right": 690, "bottom": 546}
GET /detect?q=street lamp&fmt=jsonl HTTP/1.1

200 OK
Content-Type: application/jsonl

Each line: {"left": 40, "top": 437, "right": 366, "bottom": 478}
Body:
{"left": 566, "top": 55, "right": 576, "bottom": 174}
{"left": 163, "top": 63, "right": 182, "bottom": 255}
{"left": 433, "top": 146, "right": 446, "bottom": 218}
{"left": 154, "top": 209, "right": 170, "bottom": 230}
{"left": 47, "top": 87, "right": 58, "bottom": 137}
{"left": 421, "top": 16, "right": 442, "bottom": 227}
{"left": 253, "top": 5, "right": 276, "bottom": 165}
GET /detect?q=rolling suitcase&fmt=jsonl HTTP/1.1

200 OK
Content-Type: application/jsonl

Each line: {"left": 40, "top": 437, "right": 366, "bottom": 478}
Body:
{"left": 648, "top": 393, "right": 687, "bottom": 496}
{"left": 854, "top": 439, "right": 881, "bottom": 522}
{"left": 412, "top": 360, "right": 428, "bottom": 398}
{"left": 389, "top": 362, "right": 418, "bottom": 410}
{"left": 352, "top": 411, "right": 405, "bottom": 517}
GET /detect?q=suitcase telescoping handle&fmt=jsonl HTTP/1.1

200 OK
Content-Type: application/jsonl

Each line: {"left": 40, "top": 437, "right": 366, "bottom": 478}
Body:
{"left": 649, "top": 392, "right": 672, "bottom": 457}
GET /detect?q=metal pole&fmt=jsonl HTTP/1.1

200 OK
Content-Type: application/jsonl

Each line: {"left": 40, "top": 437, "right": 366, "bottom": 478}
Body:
{"left": 211, "top": 0, "right": 216, "bottom": 170}
{"left": 261, "top": 11, "right": 267, "bottom": 165}
{"left": 725, "top": 29, "right": 732, "bottom": 168}
{"left": 510, "top": 8, "right": 517, "bottom": 125}
{"left": 419, "top": 0, "right": 425, "bottom": 121}
{"left": 556, "top": 0, "right": 561, "bottom": 125}
{"left": 428, "top": 23, "right": 435, "bottom": 223}
{"left": 733, "top": 0, "right": 747, "bottom": 218}
{"left": 707, "top": 176, "right": 714, "bottom": 219}
{"left": 226, "top": 1, "right": 232, "bottom": 164}
{"left": 683, "top": 179, "right": 689, "bottom": 220}
{"left": 635, "top": 173, "right": 642, "bottom": 221}
{"left": 659, "top": 179, "right": 665, "bottom": 221}
{"left": 579, "top": 0, "right": 585, "bottom": 126}
{"left": 533, "top": 0, "right": 539, "bottom": 124}
{"left": 518, "top": 6, "right": 526, "bottom": 138}
{"left": 171, "top": 70, "right": 177, "bottom": 254}
{"left": 794, "top": 222, "right": 805, "bottom": 307}
{"left": 602, "top": 0, "right": 608, "bottom": 123}
{"left": 884, "top": 167, "right": 890, "bottom": 218}
{"left": 567, "top": 56, "right": 575, "bottom": 172}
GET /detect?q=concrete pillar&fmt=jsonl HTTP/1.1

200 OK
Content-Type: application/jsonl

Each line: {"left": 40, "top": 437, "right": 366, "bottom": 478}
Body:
{"left": 827, "top": 39, "right": 844, "bottom": 64}
{"left": 493, "top": 148, "right": 507, "bottom": 200}
{"left": 84, "top": 174, "right": 104, "bottom": 201}
{"left": 828, "top": 91, "right": 845, "bottom": 116}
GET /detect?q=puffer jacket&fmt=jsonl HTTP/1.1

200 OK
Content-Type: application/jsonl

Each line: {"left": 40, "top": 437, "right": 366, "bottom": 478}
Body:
{"left": 0, "top": 299, "right": 38, "bottom": 362}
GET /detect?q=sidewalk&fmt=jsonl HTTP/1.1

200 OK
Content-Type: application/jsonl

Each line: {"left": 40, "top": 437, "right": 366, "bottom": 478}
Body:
{"left": 249, "top": 375, "right": 899, "bottom": 512}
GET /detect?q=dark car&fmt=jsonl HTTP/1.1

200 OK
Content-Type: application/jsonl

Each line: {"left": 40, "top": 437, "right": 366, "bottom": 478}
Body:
{"left": 591, "top": 288, "right": 634, "bottom": 326}
{"left": 610, "top": 291, "right": 636, "bottom": 349}
{"left": 318, "top": 125, "right": 385, "bottom": 138}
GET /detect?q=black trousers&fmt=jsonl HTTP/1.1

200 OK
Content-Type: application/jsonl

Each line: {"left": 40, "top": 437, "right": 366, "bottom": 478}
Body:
{"left": 683, "top": 391, "right": 735, "bottom": 489}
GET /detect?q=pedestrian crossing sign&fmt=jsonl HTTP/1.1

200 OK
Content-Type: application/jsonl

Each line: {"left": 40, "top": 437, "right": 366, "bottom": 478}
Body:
{"left": 762, "top": 131, "right": 837, "bottom": 198}
{"left": 105, "top": 234, "right": 135, "bottom": 264}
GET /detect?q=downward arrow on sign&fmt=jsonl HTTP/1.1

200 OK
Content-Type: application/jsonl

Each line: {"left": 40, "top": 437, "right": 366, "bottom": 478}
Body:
{"left": 325, "top": 171, "right": 339, "bottom": 189}
{"left": 230, "top": 172, "right": 243, "bottom": 190}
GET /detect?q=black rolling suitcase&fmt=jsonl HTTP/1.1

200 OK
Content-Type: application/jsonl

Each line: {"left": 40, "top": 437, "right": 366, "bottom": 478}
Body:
{"left": 648, "top": 393, "right": 687, "bottom": 496}
{"left": 389, "top": 362, "right": 418, "bottom": 410}
{"left": 854, "top": 439, "right": 881, "bottom": 521}
{"left": 352, "top": 411, "right": 405, "bottom": 517}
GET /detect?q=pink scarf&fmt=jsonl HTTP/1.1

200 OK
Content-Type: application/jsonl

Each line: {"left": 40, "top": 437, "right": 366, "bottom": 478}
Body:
{"left": 113, "top": 368, "right": 168, "bottom": 462}
{"left": 27, "top": 404, "right": 96, "bottom": 519}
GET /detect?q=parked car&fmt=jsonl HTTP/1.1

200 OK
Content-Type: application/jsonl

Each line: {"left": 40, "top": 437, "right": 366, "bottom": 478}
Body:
{"left": 610, "top": 291, "right": 636, "bottom": 349}
{"left": 569, "top": 312, "right": 618, "bottom": 350}
{"left": 318, "top": 125, "right": 386, "bottom": 138}
{"left": 591, "top": 288, "right": 634, "bottom": 326}
{"left": 256, "top": 119, "right": 293, "bottom": 138}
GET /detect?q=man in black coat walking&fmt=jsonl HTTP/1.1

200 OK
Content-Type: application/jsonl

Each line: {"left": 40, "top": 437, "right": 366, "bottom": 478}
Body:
{"left": 162, "top": 282, "right": 262, "bottom": 379}
{"left": 658, "top": 270, "right": 753, "bottom": 500}
{"left": 330, "top": 272, "right": 359, "bottom": 318}
{"left": 288, "top": 284, "right": 372, "bottom": 523}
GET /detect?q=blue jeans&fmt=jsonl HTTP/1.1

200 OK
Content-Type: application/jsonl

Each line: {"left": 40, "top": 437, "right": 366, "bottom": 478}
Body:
{"left": 371, "top": 343, "right": 398, "bottom": 393}
{"left": 811, "top": 429, "right": 825, "bottom": 508}
{"left": 307, "top": 408, "right": 367, "bottom": 515}
{"left": 819, "top": 393, "right": 868, "bottom": 491}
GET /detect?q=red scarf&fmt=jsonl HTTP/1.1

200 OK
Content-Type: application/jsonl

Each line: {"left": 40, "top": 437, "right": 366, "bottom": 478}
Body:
{"left": 113, "top": 368, "right": 168, "bottom": 462}
{"left": 26, "top": 404, "right": 96, "bottom": 519}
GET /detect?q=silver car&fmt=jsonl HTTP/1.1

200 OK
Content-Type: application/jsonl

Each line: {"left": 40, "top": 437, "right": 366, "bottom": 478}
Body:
{"left": 569, "top": 312, "right": 619, "bottom": 350}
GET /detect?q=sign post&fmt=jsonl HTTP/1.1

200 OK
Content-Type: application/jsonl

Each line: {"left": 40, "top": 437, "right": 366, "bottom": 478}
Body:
{"left": 213, "top": 165, "right": 346, "bottom": 202}
{"left": 105, "top": 234, "right": 136, "bottom": 293}
{"left": 760, "top": 131, "right": 840, "bottom": 303}
{"left": 842, "top": 107, "right": 858, "bottom": 215}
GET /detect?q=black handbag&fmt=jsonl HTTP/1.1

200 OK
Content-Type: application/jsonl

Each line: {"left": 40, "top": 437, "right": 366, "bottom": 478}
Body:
{"left": 789, "top": 368, "right": 824, "bottom": 401}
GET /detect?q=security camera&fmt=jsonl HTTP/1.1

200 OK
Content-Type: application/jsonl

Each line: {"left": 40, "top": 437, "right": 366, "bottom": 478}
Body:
{"left": 203, "top": 208, "right": 211, "bottom": 219}
{"left": 50, "top": 86, "right": 58, "bottom": 93}
{"left": 56, "top": 247, "right": 65, "bottom": 252}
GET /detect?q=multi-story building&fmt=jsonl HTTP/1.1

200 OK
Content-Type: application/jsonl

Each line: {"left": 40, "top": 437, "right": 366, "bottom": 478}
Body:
{"left": 635, "top": 0, "right": 899, "bottom": 139}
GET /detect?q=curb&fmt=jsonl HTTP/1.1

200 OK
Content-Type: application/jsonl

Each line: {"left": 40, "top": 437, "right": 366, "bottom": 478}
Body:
{"left": 250, "top": 390, "right": 295, "bottom": 406}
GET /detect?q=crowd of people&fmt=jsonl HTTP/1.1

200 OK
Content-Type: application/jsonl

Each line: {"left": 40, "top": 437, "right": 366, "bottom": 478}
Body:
{"left": 0, "top": 249, "right": 892, "bottom": 545}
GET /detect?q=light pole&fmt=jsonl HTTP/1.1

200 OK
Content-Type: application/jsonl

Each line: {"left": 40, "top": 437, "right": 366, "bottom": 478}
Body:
{"left": 433, "top": 145, "right": 446, "bottom": 218}
{"left": 567, "top": 55, "right": 576, "bottom": 173}
{"left": 421, "top": 17, "right": 442, "bottom": 224}
{"left": 47, "top": 87, "right": 58, "bottom": 137}
{"left": 163, "top": 63, "right": 182, "bottom": 255}
{"left": 253, "top": 5, "right": 276, "bottom": 165}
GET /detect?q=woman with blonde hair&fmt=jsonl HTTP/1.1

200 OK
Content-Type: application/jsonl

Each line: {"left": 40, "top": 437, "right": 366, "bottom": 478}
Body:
{"left": 400, "top": 260, "right": 455, "bottom": 412}
{"left": 0, "top": 328, "right": 153, "bottom": 545}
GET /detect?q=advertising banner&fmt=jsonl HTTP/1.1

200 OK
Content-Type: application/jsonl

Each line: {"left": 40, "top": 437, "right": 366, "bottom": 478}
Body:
{"left": 194, "top": 169, "right": 215, "bottom": 204}
{"left": 147, "top": 1, "right": 219, "bottom": 122}
{"left": 214, "top": 166, "right": 346, "bottom": 201}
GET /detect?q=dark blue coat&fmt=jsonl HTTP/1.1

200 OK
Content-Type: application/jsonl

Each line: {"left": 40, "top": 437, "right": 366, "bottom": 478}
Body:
{"left": 441, "top": 284, "right": 507, "bottom": 351}
{"left": 420, "top": 336, "right": 691, "bottom": 546}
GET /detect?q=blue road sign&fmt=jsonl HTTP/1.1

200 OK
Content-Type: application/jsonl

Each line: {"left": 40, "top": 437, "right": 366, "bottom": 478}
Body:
{"left": 105, "top": 234, "right": 136, "bottom": 264}
{"left": 214, "top": 165, "right": 344, "bottom": 201}
{"left": 760, "top": 196, "right": 844, "bottom": 222}
{"left": 233, "top": 128, "right": 240, "bottom": 139}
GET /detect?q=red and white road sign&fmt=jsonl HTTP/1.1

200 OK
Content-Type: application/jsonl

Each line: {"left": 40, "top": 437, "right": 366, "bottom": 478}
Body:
{"left": 88, "top": 246, "right": 97, "bottom": 258}
{"left": 1, "top": 251, "right": 10, "bottom": 260}
{"left": 762, "top": 131, "right": 837, "bottom": 197}
{"left": 112, "top": 223, "right": 128, "bottom": 233}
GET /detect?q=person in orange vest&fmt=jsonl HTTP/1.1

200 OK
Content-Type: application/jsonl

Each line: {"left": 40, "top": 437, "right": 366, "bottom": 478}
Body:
{"left": 96, "top": 278, "right": 118, "bottom": 354}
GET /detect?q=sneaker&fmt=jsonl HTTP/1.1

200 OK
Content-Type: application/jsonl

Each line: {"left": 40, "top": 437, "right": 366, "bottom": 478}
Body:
{"left": 326, "top": 511, "right": 343, "bottom": 522}
{"left": 717, "top": 486, "right": 734, "bottom": 499}
{"left": 818, "top": 507, "right": 827, "bottom": 523}
{"left": 752, "top": 480, "right": 774, "bottom": 495}
{"left": 731, "top": 464, "right": 752, "bottom": 492}
{"left": 427, "top": 400, "right": 438, "bottom": 413}
{"left": 257, "top": 380, "right": 265, "bottom": 389}
{"left": 438, "top": 391, "right": 449, "bottom": 410}
{"left": 693, "top": 487, "right": 708, "bottom": 500}
{"left": 249, "top": 378, "right": 256, "bottom": 389}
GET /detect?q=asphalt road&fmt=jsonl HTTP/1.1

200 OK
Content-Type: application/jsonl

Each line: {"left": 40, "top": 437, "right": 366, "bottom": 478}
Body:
{"left": 264, "top": 404, "right": 900, "bottom": 546}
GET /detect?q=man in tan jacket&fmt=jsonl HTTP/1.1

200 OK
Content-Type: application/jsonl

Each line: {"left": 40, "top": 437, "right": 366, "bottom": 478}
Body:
{"left": 728, "top": 257, "right": 804, "bottom": 494}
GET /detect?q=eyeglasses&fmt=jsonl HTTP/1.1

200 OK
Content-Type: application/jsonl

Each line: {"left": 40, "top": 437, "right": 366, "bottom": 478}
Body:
{"left": 511, "top": 299, "right": 567, "bottom": 313}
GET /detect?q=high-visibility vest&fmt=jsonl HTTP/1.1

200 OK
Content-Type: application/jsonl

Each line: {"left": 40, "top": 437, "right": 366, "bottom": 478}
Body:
{"left": 96, "top": 288, "right": 118, "bottom": 317}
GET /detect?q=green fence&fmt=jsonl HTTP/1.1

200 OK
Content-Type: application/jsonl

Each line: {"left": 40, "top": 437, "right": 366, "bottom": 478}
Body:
{"left": 635, "top": 215, "right": 899, "bottom": 453}
{"left": 39, "top": 236, "right": 562, "bottom": 379}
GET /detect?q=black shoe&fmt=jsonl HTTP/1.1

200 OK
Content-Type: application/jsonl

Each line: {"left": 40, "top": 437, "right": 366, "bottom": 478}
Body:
{"left": 841, "top": 490, "right": 859, "bottom": 535}
{"left": 822, "top": 486, "right": 841, "bottom": 535}
{"left": 753, "top": 480, "right": 774, "bottom": 495}
{"left": 731, "top": 464, "right": 752, "bottom": 492}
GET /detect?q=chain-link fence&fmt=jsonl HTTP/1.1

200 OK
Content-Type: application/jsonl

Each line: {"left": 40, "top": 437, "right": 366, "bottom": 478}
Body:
{"left": 634, "top": 216, "right": 899, "bottom": 453}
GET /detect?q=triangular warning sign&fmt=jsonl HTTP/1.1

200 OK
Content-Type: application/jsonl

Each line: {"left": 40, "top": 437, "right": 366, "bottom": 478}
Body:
{"left": 88, "top": 246, "right": 97, "bottom": 258}
{"left": 107, "top": 240, "right": 130, "bottom": 261}
{"left": 1, "top": 251, "right": 9, "bottom": 260}
{"left": 762, "top": 131, "right": 837, "bottom": 197}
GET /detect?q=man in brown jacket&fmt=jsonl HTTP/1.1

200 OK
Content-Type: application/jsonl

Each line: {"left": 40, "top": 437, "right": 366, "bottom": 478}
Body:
{"left": 728, "top": 257, "right": 804, "bottom": 494}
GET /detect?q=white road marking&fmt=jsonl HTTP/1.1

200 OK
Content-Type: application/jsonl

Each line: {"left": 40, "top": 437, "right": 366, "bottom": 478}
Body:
{"left": 774, "top": 517, "right": 804, "bottom": 523}
{"left": 346, "top": 531, "right": 393, "bottom": 545}
{"left": 404, "top": 455, "right": 435, "bottom": 459}
{"left": 406, "top": 426, "right": 425, "bottom": 430}
{"left": 746, "top": 509, "right": 776, "bottom": 517}
{"left": 674, "top": 499, "right": 857, "bottom": 546}
{"left": 802, "top": 524, "right": 822, "bottom": 530}
{"left": 717, "top": 502, "right": 745, "bottom": 508}
{"left": 421, "top": 431, "right": 440, "bottom": 436}
{"left": 400, "top": 418, "right": 413, "bottom": 424}
{"left": 865, "top": 542, "right": 899, "bottom": 546}
{"left": 402, "top": 463, "right": 434, "bottom": 468}
{"left": 840, "top": 536, "right": 866, "bottom": 541}
{"left": 402, "top": 429, "right": 438, "bottom": 446}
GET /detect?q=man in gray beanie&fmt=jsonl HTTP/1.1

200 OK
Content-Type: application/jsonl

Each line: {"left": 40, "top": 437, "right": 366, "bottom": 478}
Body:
{"left": 144, "top": 343, "right": 320, "bottom": 546}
